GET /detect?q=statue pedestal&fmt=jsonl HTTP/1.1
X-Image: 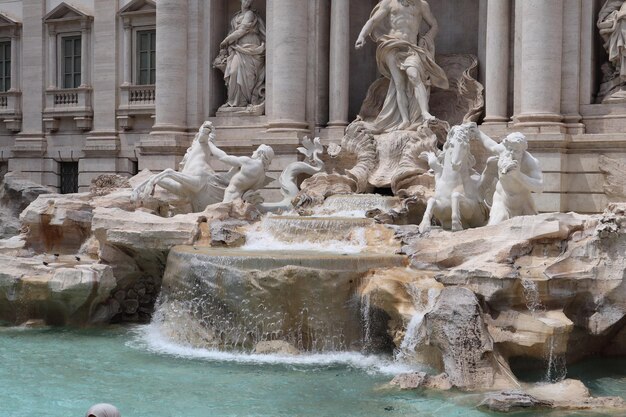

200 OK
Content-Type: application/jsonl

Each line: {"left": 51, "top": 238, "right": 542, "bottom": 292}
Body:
{"left": 334, "top": 123, "right": 440, "bottom": 195}
{"left": 215, "top": 103, "right": 265, "bottom": 117}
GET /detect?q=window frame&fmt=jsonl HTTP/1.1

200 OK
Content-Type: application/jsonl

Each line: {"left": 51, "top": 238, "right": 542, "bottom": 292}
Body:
{"left": 0, "top": 38, "right": 11, "bottom": 92}
{"left": 58, "top": 32, "right": 82, "bottom": 89}
{"left": 133, "top": 26, "right": 156, "bottom": 86}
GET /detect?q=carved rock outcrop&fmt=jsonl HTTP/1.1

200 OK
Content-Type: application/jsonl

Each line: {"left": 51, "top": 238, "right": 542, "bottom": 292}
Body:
{"left": 0, "top": 173, "right": 52, "bottom": 239}
{"left": 0, "top": 254, "right": 115, "bottom": 325}
{"left": 424, "top": 287, "right": 518, "bottom": 390}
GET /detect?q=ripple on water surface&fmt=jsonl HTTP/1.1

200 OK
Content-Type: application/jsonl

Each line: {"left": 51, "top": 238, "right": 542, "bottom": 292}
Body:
{"left": 0, "top": 326, "right": 624, "bottom": 417}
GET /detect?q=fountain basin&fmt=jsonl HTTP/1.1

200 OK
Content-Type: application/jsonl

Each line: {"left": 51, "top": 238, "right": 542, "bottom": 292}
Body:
{"left": 315, "top": 194, "right": 402, "bottom": 217}
{"left": 260, "top": 215, "right": 374, "bottom": 241}
{"left": 243, "top": 214, "right": 401, "bottom": 254}
{"left": 157, "top": 246, "right": 407, "bottom": 352}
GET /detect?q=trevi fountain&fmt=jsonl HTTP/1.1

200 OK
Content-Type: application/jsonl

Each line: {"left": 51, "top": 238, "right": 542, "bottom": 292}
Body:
{"left": 0, "top": 0, "right": 625, "bottom": 416}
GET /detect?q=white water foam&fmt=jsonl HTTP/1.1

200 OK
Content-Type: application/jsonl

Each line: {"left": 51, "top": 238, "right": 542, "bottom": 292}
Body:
{"left": 310, "top": 210, "right": 369, "bottom": 219}
{"left": 129, "top": 323, "right": 417, "bottom": 376}
{"left": 242, "top": 227, "right": 367, "bottom": 254}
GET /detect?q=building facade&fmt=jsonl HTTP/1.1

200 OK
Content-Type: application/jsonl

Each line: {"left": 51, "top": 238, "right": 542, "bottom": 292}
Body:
{"left": 0, "top": 0, "right": 623, "bottom": 213}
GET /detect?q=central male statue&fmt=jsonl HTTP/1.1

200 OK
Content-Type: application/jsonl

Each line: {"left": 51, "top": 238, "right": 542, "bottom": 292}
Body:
{"left": 356, "top": 0, "right": 449, "bottom": 133}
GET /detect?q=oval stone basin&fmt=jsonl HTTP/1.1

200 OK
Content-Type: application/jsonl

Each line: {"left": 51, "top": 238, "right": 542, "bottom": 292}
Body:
{"left": 156, "top": 246, "right": 407, "bottom": 353}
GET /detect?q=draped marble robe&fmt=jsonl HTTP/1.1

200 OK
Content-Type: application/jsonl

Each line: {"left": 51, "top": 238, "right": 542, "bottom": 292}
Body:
{"left": 598, "top": 0, "right": 626, "bottom": 82}
{"left": 364, "top": 1, "right": 449, "bottom": 134}
{"left": 215, "top": 9, "right": 266, "bottom": 109}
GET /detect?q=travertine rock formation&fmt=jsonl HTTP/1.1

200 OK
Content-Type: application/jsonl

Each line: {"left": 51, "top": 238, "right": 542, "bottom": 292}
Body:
{"left": 1, "top": 176, "right": 263, "bottom": 325}
{"left": 364, "top": 205, "right": 626, "bottom": 397}
{"left": 424, "top": 287, "right": 518, "bottom": 390}
{"left": 0, "top": 254, "right": 115, "bottom": 325}
{"left": 0, "top": 173, "right": 51, "bottom": 239}
{"left": 0, "top": 171, "right": 623, "bottom": 412}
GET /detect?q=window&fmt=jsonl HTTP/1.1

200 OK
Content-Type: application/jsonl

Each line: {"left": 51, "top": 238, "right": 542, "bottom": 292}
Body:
{"left": 60, "top": 162, "right": 78, "bottom": 194}
{"left": 0, "top": 162, "right": 7, "bottom": 180}
{"left": 0, "top": 41, "right": 10, "bottom": 92}
{"left": 136, "top": 29, "right": 155, "bottom": 85}
{"left": 62, "top": 35, "right": 81, "bottom": 89}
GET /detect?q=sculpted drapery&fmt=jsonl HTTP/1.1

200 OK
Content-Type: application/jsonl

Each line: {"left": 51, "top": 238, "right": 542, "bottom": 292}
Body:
{"left": 214, "top": 2, "right": 266, "bottom": 112}
{"left": 356, "top": 0, "right": 449, "bottom": 134}
{"left": 598, "top": 0, "right": 626, "bottom": 82}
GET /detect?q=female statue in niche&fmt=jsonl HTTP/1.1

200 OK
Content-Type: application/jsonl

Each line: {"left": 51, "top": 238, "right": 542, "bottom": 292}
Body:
{"left": 213, "top": 0, "right": 266, "bottom": 115}
{"left": 597, "top": 0, "right": 626, "bottom": 102}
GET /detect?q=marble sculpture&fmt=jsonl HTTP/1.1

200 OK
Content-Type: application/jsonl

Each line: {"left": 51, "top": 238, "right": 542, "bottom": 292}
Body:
{"left": 598, "top": 0, "right": 626, "bottom": 102}
{"left": 132, "top": 122, "right": 274, "bottom": 209}
{"left": 213, "top": 0, "right": 266, "bottom": 115}
{"left": 207, "top": 131, "right": 274, "bottom": 204}
{"left": 260, "top": 137, "right": 325, "bottom": 212}
{"left": 355, "top": 0, "right": 449, "bottom": 133}
{"left": 472, "top": 127, "right": 544, "bottom": 225}
{"left": 419, "top": 124, "right": 544, "bottom": 232}
{"left": 418, "top": 123, "right": 495, "bottom": 233}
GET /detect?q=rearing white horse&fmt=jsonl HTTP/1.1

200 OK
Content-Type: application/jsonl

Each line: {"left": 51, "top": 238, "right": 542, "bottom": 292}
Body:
{"left": 418, "top": 123, "right": 497, "bottom": 233}
{"left": 131, "top": 122, "right": 229, "bottom": 212}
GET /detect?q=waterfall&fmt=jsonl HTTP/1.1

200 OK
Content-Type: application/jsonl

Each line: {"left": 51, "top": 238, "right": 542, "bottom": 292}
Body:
{"left": 521, "top": 279, "right": 566, "bottom": 381}
{"left": 243, "top": 215, "right": 370, "bottom": 253}
{"left": 396, "top": 285, "right": 441, "bottom": 361}
{"left": 545, "top": 335, "right": 567, "bottom": 383}
{"left": 521, "top": 278, "right": 544, "bottom": 314}
{"left": 313, "top": 194, "right": 401, "bottom": 218}
{"left": 361, "top": 293, "right": 372, "bottom": 348}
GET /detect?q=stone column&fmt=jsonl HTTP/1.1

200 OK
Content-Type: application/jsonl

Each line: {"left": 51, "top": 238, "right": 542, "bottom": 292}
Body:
{"left": 483, "top": 0, "right": 511, "bottom": 124}
{"left": 516, "top": 0, "right": 564, "bottom": 126}
{"left": 152, "top": 0, "right": 188, "bottom": 133}
{"left": 266, "top": 0, "right": 309, "bottom": 133}
{"left": 82, "top": 0, "right": 121, "bottom": 191}
{"left": 9, "top": 32, "right": 18, "bottom": 91}
{"left": 11, "top": 0, "right": 51, "bottom": 187}
{"left": 328, "top": 0, "right": 350, "bottom": 130}
{"left": 122, "top": 18, "right": 132, "bottom": 86}
{"left": 79, "top": 21, "right": 90, "bottom": 87}
{"left": 47, "top": 27, "right": 57, "bottom": 89}
{"left": 141, "top": 0, "right": 189, "bottom": 171}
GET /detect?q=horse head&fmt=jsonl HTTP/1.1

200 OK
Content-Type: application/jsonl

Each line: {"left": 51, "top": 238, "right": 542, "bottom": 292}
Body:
{"left": 445, "top": 124, "right": 475, "bottom": 172}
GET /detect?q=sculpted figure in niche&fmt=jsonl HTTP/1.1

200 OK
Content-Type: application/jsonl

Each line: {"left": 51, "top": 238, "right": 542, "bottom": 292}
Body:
{"left": 472, "top": 127, "right": 544, "bottom": 226}
{"left": 597, "top": 0, "right": 626, "bottom": 102}
{"left": 213, "top": 0, "right": 266, "bottom": 115}
{"left": 355, "top": 0, "right": 449, "bottom": 133}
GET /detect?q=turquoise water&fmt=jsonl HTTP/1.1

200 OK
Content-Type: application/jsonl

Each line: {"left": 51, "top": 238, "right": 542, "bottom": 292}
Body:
{"left": 0, "top": 326, "right": 624, "bottom": 417}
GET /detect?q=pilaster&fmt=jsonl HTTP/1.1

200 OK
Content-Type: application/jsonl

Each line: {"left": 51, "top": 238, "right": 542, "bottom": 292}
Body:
{"left": 142, "top": 0, "right": 190, "bottom": 171}
{"left": 82, "top": 0, "right": 120, "bottom": 191}
{"left": 328, "top": 0, "right": 350, "bottom": 137}
{"left": 483, "top": 0, "right": 511, "bottom": 125}
{"left": 265, "top": 0, "right": 310, "bottom": 137}
{"left": 515, "top": 0, "right": 565, "bottom": 130}
{"left": 13, "top": 0, "right": 46, "bottom": 166}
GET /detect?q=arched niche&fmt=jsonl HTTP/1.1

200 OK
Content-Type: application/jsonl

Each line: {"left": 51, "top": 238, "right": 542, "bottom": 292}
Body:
{"left": 347, "top": 0, "right": 484, "bottom": 121}
{"left": 591, "top": 0, "right": 621, "bottom": 103}
{"left": 205, "top": 0, "right": 266, "bottom": 118}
